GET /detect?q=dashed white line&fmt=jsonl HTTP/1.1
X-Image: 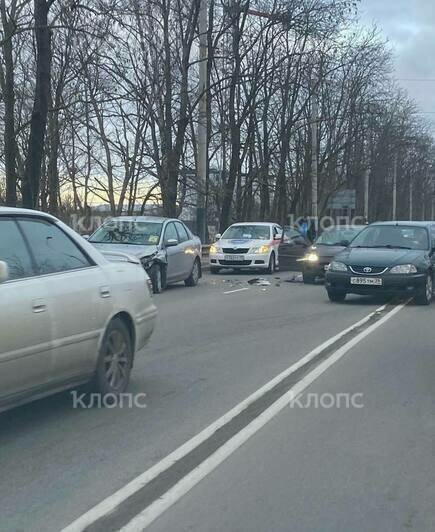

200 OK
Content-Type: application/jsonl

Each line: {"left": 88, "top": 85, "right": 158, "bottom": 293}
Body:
{"left": 223, "top": 287, "right": 250, "bottom": 295}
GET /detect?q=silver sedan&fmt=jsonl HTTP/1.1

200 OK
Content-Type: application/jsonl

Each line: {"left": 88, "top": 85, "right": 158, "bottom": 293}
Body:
{"left": 88, "top": 216, "right": 202, "bottom": 293}
{"left": 0, "top": 208, "right": 157, "bottom": 413}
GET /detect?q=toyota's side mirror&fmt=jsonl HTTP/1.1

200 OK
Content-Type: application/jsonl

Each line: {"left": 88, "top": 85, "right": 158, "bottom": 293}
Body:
{"left": 340, "top": 240, "right": 350, "bottom": 247}
{"left": 165, "top": 238, "right": 179, "bottom": 247}
{"left": 215, "top": 233, "right": 222, "bottom": 240}
{"left": 0, "top": 261, "right": 9, "bottom": 284}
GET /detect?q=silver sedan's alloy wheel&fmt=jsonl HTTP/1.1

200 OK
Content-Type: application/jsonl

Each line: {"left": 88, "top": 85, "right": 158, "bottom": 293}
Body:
{"left": 103, "top": 329, "right": 130, "bottom": 391}
{"left": 192, "top": 260, "right": 200, "bottom": 283}
{"left": 426, "top": 274, "right": 433, "bottom": 302}
{"left": 185, "top": 259, "right": 200, "bottom": 286}
{"left": 154, "top": 267, "right": 162, "bottom": 293}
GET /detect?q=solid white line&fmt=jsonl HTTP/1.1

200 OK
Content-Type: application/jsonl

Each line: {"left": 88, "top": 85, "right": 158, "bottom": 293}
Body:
{"left": 120, "top": 301, "right": 407, "bottom": 531}
{"left": 223, "top": 287, "right": 250, "bottom": 294}
{"left": 61, "top": 301, "right": 397, "bottom": 532}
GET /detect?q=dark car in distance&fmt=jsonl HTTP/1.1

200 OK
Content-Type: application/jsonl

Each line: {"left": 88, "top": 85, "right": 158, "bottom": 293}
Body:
{"left": 301, "top": 225, "right": 365, "bottom": 283}
{"left": 325, "top": 221, "right": 435, "bottom": 305}
{"left": 278, "top": 227, "right": 311, "bottom": 271}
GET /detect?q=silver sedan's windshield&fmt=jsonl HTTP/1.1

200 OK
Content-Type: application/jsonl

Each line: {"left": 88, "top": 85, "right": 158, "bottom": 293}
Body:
{"left": 350, "top": 225, "right": 429, "bottom": 250}
{"left": 90, "top": 221, "right": 163, "bottom": 246}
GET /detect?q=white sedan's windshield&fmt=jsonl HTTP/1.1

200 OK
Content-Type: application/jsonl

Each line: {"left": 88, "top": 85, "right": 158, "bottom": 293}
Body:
{"left": 223, "top": 225, "right": 271, "bottom": 240}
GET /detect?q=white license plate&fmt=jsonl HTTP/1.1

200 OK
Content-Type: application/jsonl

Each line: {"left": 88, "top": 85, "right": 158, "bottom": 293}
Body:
{"left": 350, "top": 277, "right": 382, "bottom": 286}
{"left": 224, "top": 255, "right": 244, "bottom": 261}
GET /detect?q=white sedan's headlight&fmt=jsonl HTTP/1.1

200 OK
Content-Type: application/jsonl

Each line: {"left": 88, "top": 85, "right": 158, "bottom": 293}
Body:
{"left": 210, "top": 244, "right": 221, "bottom": 254}
{"left": 252, "top": 244, "right": 271, "bottom": 254}
{"left": 390, "top": 264, "right": 417, "bottom": 274}
{"left": 329, "top": 261, "right": 348, "bottom": 272}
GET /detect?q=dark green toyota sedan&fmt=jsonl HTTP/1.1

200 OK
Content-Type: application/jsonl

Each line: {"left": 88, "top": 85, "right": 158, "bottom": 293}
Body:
{"left": 325, "top": 222, "right": 435, "bottom": 305}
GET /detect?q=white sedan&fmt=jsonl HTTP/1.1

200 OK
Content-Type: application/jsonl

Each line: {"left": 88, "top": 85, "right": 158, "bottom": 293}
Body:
{"left": 0, "top": 208, "right": 157, "bottom": 413}
{"left": 209, "top": 222, "right": 283, "bottom": 274}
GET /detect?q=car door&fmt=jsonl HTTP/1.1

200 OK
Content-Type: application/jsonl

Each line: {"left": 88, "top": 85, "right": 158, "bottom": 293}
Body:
{"left": 18, "top": 217, "right": 110, "bottom": 383}
{"left": 163, "top": 221, "right": 184, "bottom": 282}
{"left": 0, "top": 218, "right": 53, "bottom": 404}
{"left": 430, "top": 225, "right": 435, "bottom": 269}
{"left": 279, "top": 229, "right": 309, "bottom": 271}
{"left": 174, "top": 221, "right": 194, "bottom": 278}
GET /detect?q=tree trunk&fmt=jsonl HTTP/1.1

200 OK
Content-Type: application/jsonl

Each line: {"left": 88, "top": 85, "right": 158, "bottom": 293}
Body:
{"left": 22, "top": 0, "right": 52, "bottom": 209}
{"left": 1, "top": 3, "right": 18, "bottom": 206}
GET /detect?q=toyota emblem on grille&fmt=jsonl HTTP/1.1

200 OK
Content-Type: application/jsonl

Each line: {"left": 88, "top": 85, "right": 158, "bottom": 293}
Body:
{"left": 363, "top": 267, "right": 372, "bottom": 273}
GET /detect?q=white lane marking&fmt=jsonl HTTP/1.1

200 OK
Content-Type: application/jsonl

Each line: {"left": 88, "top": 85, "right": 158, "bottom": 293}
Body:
{"left": 61, "top": 301, "right": 398, "bottom": 532}
{"left": 223, "top": 287, "right": 250, "bottom": 295}
{"left": 120, "top": 301, "right": 407, "bottom": 531}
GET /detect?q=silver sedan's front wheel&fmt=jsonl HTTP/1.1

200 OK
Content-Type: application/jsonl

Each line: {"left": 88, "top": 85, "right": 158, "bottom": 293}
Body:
{"left": 93, "top": 318, "right": 133, "bottom": 396}
{"left": 185, "top": 258, "right": 201, "bottom": 287}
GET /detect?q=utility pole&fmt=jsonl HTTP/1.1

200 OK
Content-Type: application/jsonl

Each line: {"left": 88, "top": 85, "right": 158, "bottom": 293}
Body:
{"left": 196, "top": 0, "right": 208, "bottom": 243}
{"left": 409, "top": 175, "right": 413, "bottom": 220}
{"left": 364, "top": 106, "right": 375, "bottom": 223}
{"left": 311, "top": 80, "right": 318, "bottom": 224}
{"left": 431, "top": 167, "right": 435, "bottom": 220}
{"left": 392, "top": 152, "right": 397, "bottom": 220}
{"left": 364, "top": 164, "right": 369, "bottom": 222}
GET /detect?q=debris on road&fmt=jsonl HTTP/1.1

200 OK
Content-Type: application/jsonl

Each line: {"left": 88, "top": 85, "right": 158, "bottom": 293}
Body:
{"left": 247, "top": 277, "right": 272, "bottom": 286}
{"left": 285, "top": 273, "right": 303, "bottom": 283}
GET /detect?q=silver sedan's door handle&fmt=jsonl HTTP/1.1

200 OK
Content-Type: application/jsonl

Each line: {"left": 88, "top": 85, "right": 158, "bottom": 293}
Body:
{"left": 100, "top": 286, "right": 111, "bottom": 299}
{"left": 32, "top": 299, "right": 47, "bottom": 313}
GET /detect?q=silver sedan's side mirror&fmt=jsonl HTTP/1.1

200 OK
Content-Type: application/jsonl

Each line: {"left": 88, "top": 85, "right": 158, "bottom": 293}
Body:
{"left": 215, "top": 233, "right": 222, "bottom": 240}
{"left": 82, "top": 235, "right": 90, "bottom": 240}
{"left": 165, "top": 239, "right": 179, "bottom": 247}
{"left": 0, "top": 261, "right": 9, "bottom": 284}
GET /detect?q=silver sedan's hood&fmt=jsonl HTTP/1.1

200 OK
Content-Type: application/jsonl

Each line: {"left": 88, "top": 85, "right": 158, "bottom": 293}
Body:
{"left": 91, "top": 242, "right": 158, "bottom": 259}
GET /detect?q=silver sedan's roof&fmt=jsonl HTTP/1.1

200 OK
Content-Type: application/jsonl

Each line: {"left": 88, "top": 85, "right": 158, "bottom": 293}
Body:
{"left": 104, "top": 216, "right": 172, "bottom": 224}
{"left": 230, "top": 221, "right": 278, "bottom": 227}
{"left": 0, "top": 207, "right": 56, "bottom": 219}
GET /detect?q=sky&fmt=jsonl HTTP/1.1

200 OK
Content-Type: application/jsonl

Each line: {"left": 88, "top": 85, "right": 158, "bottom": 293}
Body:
{"left": 359, "top": 0, "right": 435, "bottom": 131}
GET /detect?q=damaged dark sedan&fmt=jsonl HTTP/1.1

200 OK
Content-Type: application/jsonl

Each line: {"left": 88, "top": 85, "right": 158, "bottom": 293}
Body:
{"left": 88, "top": 217, "right": 202, "bottom": 293}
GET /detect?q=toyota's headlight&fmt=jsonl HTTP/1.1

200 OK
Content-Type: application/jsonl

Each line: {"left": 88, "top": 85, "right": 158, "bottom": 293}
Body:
{"left": 252, "top": 244, "right": 270, "bottom": 254}
{"left": 210, "top": 244, "right": 221, "bottom": 254}
{"left": 390, "top": 264, "right": 417, "bottom": 274}
{"left": 304, "top": 252, "right": 319, "bottom": 262}
{"left": 329, "top": 261, "right": 348, "bottom": 272}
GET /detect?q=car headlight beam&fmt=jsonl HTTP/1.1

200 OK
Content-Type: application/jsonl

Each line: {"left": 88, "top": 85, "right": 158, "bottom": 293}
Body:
{"left": 210, "top": 244, "right": 221, "bottom": 254}
{"left": 252, "top": 244, "right": 271, "bottom": 254}
{"left": 304, "top": 252, "right": 319, "bottom": 262}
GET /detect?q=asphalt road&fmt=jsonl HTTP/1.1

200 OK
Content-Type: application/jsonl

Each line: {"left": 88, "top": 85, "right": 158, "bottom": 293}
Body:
{"left": 1, "top": 271, "right": 434, "bottom": 531}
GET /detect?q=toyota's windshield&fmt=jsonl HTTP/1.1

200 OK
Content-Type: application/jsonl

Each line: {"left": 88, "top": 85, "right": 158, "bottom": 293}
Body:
{"left": 350, "top": 225, "right": 429, "bottom": 251}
